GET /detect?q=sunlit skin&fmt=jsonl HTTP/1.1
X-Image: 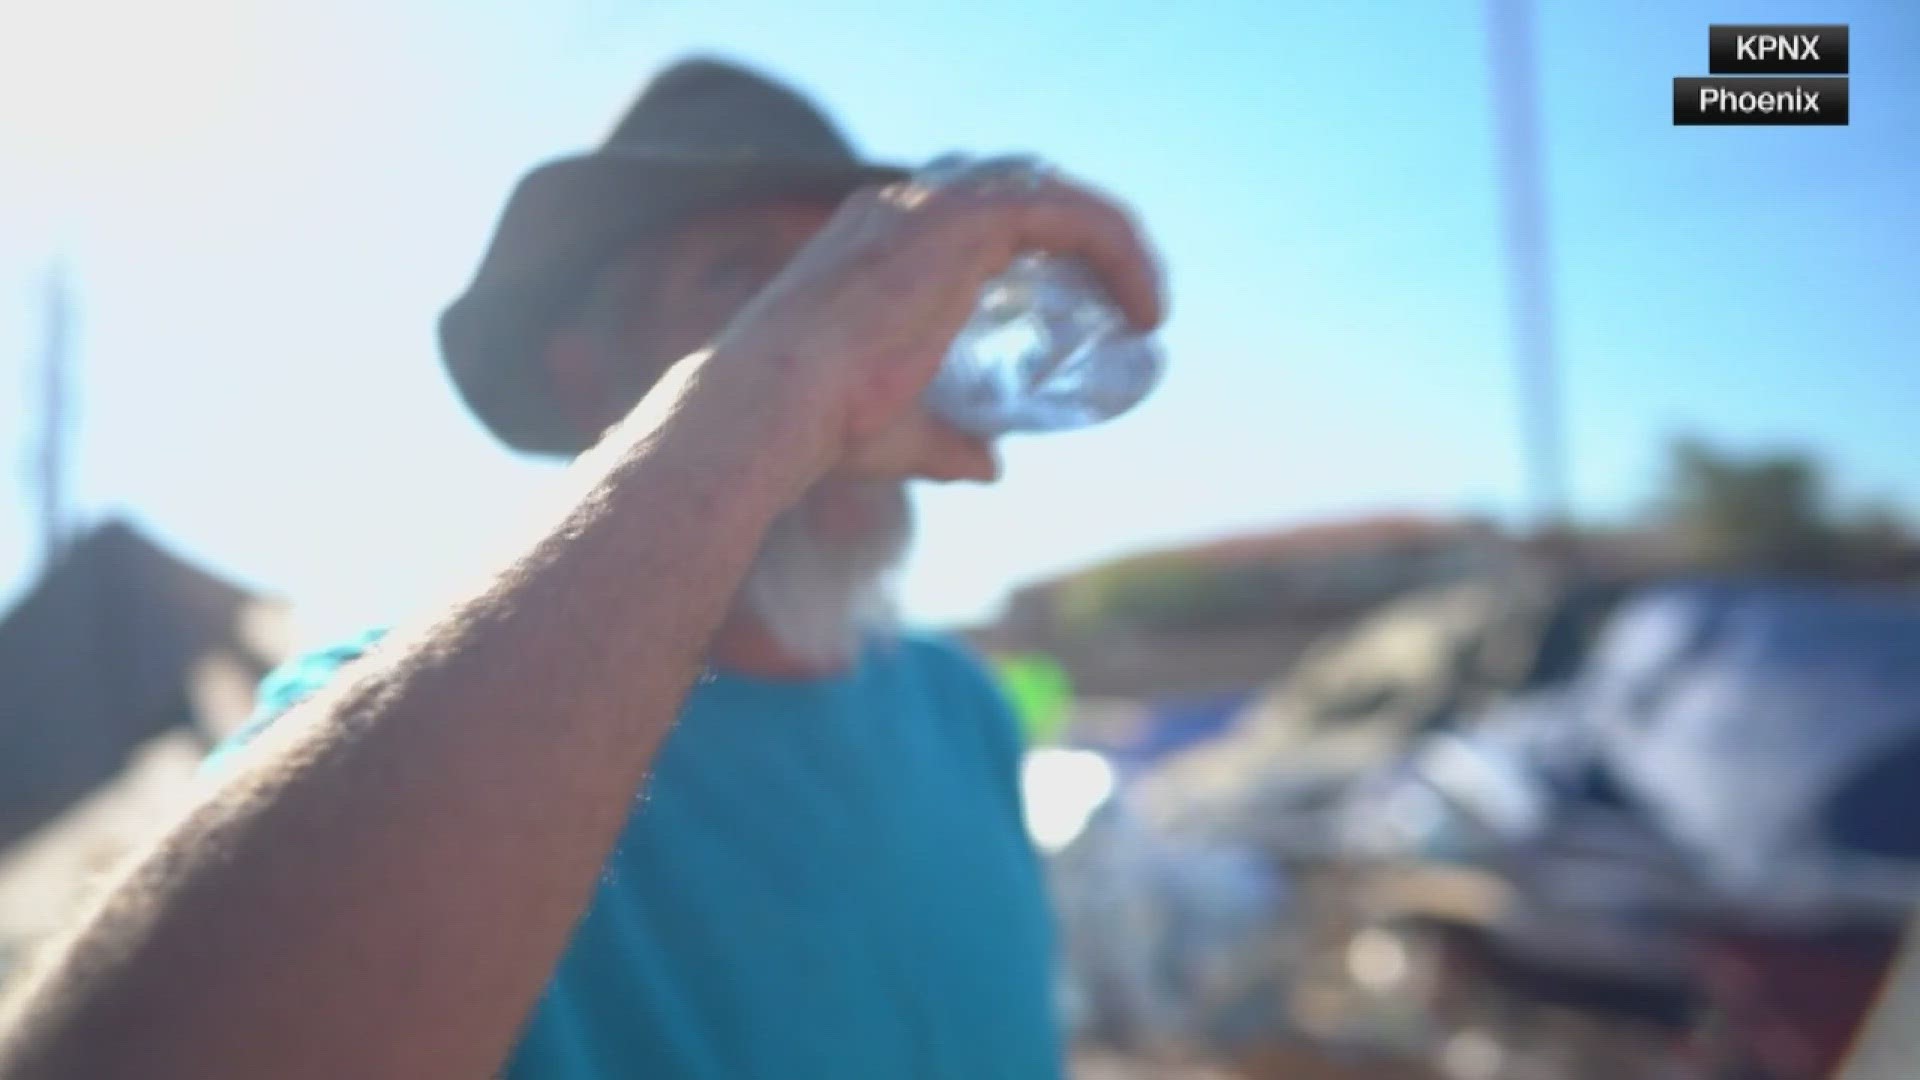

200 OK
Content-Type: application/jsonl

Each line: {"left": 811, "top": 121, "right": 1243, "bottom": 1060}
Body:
{"left": 0, "top": 156, "right": 1164, "bottom": 1080}
{"left": 540, "top": 199, "right": 998, "bottom": 677}
{"left": 543, "top": 199, "right": 1002, "bottom": 503}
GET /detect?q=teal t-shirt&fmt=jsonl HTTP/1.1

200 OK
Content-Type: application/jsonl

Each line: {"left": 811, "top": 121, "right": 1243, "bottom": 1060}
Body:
{"left": 212, "top": 630, "right": 1062, "bottom": 1079}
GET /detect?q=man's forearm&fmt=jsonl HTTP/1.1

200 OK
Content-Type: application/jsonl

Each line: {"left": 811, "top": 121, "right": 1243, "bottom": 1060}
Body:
{"left": 0, "top": 352, "right": 814, "bottom": 1080}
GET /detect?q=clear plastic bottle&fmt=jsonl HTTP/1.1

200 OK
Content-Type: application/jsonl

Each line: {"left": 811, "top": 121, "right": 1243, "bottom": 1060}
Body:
{"left": 917, "top": 157, "right": 1166, "bottom": 438}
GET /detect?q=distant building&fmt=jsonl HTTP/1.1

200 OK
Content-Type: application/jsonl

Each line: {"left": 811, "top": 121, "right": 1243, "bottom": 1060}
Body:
{"left": 967, "top": 516, "right": 1523, "bottom": 699}
{"left": 0, "top": 521, "right": 287, "bottom": 992}
{"left": 0, "top": 520, "right": 286, "bottom": 843}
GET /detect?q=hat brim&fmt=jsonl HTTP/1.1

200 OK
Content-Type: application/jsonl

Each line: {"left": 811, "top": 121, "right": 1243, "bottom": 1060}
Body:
{"left": 440, "top": 151, "right": 909, "bottom": 456}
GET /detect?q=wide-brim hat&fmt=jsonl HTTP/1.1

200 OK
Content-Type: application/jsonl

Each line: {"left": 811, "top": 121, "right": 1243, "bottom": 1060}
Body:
{"left": 439, "top": 57, "right": 910, "bottom": 455}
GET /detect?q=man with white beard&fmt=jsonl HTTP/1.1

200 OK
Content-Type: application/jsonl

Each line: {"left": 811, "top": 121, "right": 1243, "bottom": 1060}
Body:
{"left": 0, "top": 57, "right": 1164, "bottom": 1080}
{"left": 737, "top": 477, "right": 913, "bottom": 670}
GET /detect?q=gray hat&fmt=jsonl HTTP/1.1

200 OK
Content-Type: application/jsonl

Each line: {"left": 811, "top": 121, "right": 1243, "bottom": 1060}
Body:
{"left": 438, "top": 57, "right": 909, "bottom": 455}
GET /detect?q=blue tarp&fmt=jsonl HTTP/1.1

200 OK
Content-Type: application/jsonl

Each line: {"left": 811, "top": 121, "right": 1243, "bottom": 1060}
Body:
{"left": 1580, "top": 580, "right": 1920, "bottom": 902}
{"left": 1106, "top": 691, "right": 1252, "bottom": 775}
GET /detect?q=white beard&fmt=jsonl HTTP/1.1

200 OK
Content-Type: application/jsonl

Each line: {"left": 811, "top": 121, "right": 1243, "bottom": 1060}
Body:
{"left": 737, "top": 479, "right": 912, "bottom": 670}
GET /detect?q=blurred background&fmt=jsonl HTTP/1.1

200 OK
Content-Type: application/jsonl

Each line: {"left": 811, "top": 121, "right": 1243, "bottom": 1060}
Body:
{"left": 4, "top": 2, "right": 1919, "bottom": 1077}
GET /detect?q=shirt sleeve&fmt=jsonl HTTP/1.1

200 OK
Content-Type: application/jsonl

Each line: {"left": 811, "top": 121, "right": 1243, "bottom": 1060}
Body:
{"left": 200, "top": 626, "right": 390, "bottom": 777}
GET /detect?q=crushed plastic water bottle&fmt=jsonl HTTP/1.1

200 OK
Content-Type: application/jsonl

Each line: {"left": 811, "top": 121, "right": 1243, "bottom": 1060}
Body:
{"left": 916, "top": 156, "right": 1166, "bottom": 438}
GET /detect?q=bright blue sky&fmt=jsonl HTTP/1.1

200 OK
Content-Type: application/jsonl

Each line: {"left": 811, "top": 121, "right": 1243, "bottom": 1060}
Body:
{"left": 3, "top": 1, "right": 1917, "bottom": 646}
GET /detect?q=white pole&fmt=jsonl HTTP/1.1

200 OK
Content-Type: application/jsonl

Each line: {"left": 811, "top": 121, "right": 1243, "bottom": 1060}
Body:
{"left": 1485, "top": 0, "right": 1570, "bottom": 532}
{"left": 30, "top": 262, "right": 76, "bottom": 568}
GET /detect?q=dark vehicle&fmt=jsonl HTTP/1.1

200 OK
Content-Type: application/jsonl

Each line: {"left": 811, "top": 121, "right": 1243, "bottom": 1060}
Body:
{"left": 1138, "top": 570, "right": 1631, "bottom": 850}
{"left": 1051, "top": 572, "right": 1634, "bottom": 1067}
{"left": 1329, "top": 580, "right": 1920, "bottom": 1080}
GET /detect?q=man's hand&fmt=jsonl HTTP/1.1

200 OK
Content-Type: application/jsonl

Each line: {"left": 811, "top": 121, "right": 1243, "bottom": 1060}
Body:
{"left": 0, "top": 160, "right": 1165, "bottom": 1080}
{"left": 699, "top": 164, "right": 1167, "bottom": 489}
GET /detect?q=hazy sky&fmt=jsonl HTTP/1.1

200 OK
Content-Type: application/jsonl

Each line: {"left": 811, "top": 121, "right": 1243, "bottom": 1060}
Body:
{"left": 3, "top": 1, "right": 1917, "bottom": 646}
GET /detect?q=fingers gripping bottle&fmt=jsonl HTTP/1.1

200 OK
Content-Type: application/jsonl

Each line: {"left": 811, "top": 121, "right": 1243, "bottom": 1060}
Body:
{"left": 916, "top": 155, "right": 1166, "bottom": 438}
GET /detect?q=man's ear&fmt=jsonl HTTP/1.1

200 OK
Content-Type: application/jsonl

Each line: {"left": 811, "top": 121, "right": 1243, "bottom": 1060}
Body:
{"left": 540, "top": 328, "right": 629, "bottom": 440}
